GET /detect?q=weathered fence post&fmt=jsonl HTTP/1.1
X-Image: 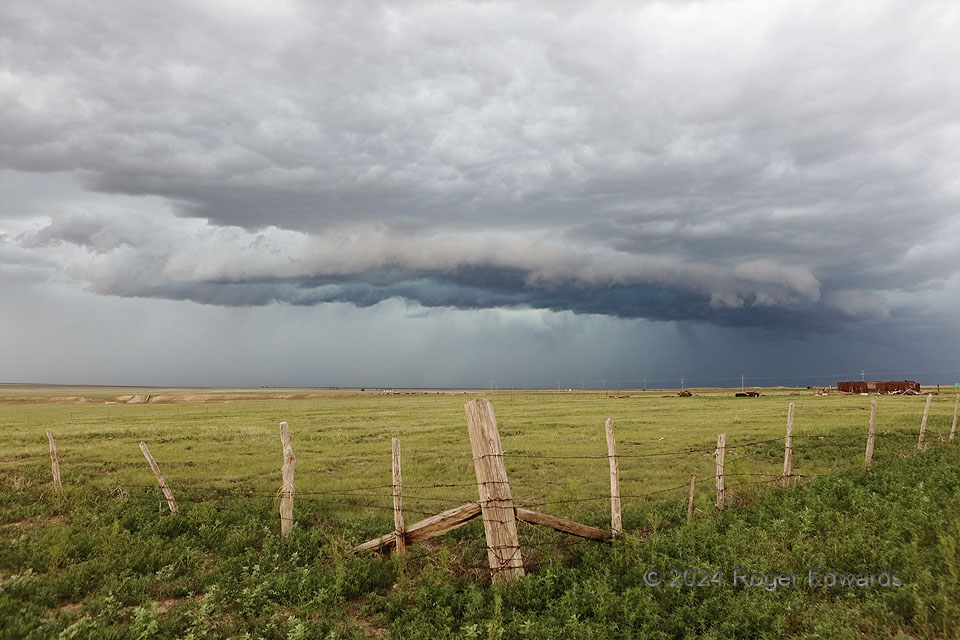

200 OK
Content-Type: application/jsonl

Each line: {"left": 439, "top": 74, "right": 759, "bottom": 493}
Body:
{"left": 917, "top": 394, "right": 932, "bottom": 451}
{"left": 279, "top": 422, "right": 295, "bottom": 537}
{"left": 464, "top": 399, "right": 524, "bottom": 582}
{"left": 139, "top": 442, "right": 178, "bottom": 514}
{"left": 687, "top": 474, "right": 696, "bottom": 523}
{"left": 604, "top": 418, "right": 622, "bottom": 537}
{"left": 45, "top": 430, "right": 61, "bottom": 493}
{"left": 392, "top": 437, "right": 405, "bottom": 554}
{"left": 950, "top": 395, "right": 958, "bottom": 443}
{"left": 715, "top": 434, "right": 726, "bottom": 511}
{"left": 781, "top": 403, "right": 795, "bottom": 487}
{"left": 865, "top": 396, "right": 877, "bottom": 465}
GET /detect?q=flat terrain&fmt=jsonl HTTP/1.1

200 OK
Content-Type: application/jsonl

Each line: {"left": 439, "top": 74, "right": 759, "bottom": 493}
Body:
{"left": 1, "top": 386, "right": 958, "bottom": 638}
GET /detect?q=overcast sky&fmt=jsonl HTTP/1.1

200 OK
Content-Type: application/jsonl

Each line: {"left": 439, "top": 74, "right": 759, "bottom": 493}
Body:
{"left": 1, "top": 0, "right": 958, "bottom": 388}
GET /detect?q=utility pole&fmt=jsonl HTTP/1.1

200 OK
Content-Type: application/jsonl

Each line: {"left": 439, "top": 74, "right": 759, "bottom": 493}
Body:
{"left": 643, "top": 378, "right": 647, "bottom": 391}
{"left": 860, "top": 369, "right": 866, "bottom": 382}
{"left": 681, "top": 377, "right": 685, "bottom": 390}
{"left": 741, "top": 374, "right": 744, "bottom": 391}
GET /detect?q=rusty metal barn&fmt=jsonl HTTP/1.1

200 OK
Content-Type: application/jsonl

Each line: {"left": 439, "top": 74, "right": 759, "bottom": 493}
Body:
{"left": 836, "top": 380, "right": 921, "bottom": 394}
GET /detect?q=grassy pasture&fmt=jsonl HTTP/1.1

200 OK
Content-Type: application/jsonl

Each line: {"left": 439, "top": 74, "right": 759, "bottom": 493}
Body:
{"left": 1, "top": 387, "right": 958, "bottom": 638}
{"left": 2, "top": 387, "right": 953, "bottom": 522}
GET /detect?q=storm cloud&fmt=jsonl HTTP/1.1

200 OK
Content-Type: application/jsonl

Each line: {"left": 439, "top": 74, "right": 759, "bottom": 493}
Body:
{"left": 1, "top": 1, "right": 959, "bottom": 385}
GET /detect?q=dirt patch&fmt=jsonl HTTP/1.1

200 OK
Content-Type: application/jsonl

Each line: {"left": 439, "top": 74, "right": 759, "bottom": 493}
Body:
{"left": 347, "top": 602, "right": 387, "bottom": 637}
{"left": 0, "top": 515, "right": 62, "bottom": 529}
{"left": 0, "top": 395, "right": 93, "bottom": 404}
{"left": 354, "top": 619, "right": 387, "bottom": 638}
{"left": 0, "top": 519, "right": 30, "bottom": 528}
{"left": 155, "top": 598, "right": 179, "bottom": 615}
{"left": 106, "top": 394, "right": 151, "bottom": 403}
{"left": 146, "top": 393, "right": 316, "bottom": 404}
{"left": 44, "top": 601, "right": 83, "bottom": 618}
{"left": 156, "top": 593, "right": 205, "bottom": 615}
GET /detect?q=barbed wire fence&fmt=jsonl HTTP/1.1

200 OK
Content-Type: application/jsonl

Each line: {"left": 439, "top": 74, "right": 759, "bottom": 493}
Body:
{"left": 24, "top": 392, "right": 960, "bottom": 581}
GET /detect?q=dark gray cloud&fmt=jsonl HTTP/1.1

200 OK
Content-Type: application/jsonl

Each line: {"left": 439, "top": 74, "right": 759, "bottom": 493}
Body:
{"left": 1, "top": 0, "right": 959, "bottom": 358}
{"left": 2, "top": 281, "right": 957, "bottom": 389}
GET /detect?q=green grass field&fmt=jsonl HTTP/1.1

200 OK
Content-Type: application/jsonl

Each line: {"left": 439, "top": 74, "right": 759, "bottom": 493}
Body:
{"left": 1, "top": 387, "right": 958, "bottom": 638}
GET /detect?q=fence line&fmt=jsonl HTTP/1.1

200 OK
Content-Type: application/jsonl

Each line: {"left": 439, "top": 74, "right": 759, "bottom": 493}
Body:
{"left": 29, "top": 434, "right": 943, "bottom": 506}
{"left": 18, "top": 394, "right": 958, "bottom": 579}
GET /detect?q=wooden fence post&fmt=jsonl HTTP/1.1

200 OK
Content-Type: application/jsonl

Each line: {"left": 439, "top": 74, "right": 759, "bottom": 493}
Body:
{"left": 279, "top": 422, "right": 295, "bottom": 537}
{"left": 686, "top": 474, "right": 696, "bottom": 523}
{"left": 865, "top": 396, "right": 877, "bottom": 465}
{"left": 715, "top": 434, "right": 726, "bottom": 511}
{"left": 604, "top": 418, "right": 622, "bottom": 537}
{"left": 464, "top": 399, "right": 524, "bottom": 582}
{"left": 950, "top": 394, "right": 958, "bottom": 443}
{"left": 917, "top": 394, "right": 932, "bottom": 451}
{"left": 139, "top": 442, "right": 178, "bottom": 514}
{"left": 781, "top": 403, "right": 795, "bottom": 487}
{"left": 392, "top": 437, "right": 405, "bottom": 554}
{"left": 45, "top": 430, "right": 61, "bottom": 494}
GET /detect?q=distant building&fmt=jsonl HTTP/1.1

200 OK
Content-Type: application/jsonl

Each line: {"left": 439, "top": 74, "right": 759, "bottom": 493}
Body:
{"left": 836, "top": 380, "right": 921, "bottom": 394}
